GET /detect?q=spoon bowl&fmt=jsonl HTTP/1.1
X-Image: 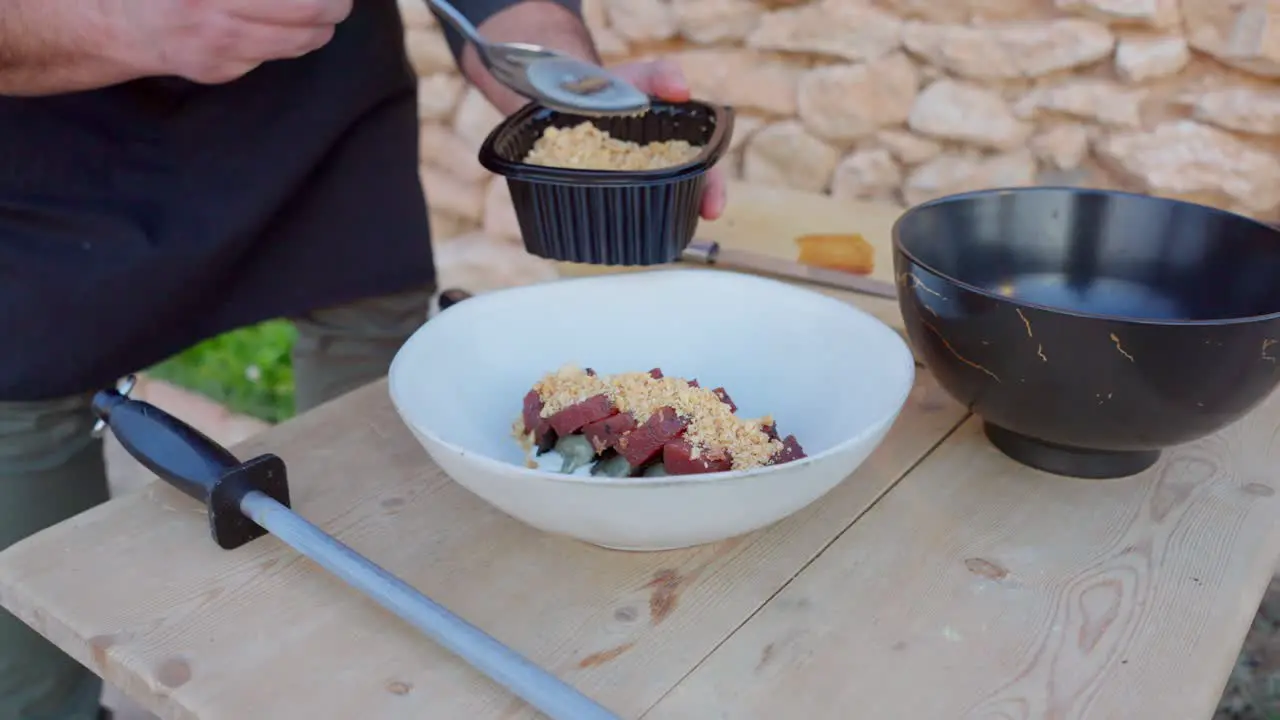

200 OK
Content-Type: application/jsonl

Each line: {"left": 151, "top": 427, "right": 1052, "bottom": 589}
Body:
{"left": 426, "top": 0, "right": 650, "bottom": 116}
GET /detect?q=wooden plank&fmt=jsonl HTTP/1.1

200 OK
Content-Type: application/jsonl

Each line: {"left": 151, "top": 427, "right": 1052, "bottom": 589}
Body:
{"left": 646, "top": 396, "right": 1280, "bottom": 720}
{"left": 555, "top": 180, "right": 907, "bottom": 331}
{"left": 558, "top": 180, "right": 904, "bottom": 281}
{"left": 690, "top": 180, "right": 904, "bottom": 286}
{"left": 0, "top": 373, "right": 965, "bottom": 720}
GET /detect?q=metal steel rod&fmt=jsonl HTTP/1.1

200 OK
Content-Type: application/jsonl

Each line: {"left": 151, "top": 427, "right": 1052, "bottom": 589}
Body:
{"left": 238, "top": 490, "right": 619, "bottom": 720}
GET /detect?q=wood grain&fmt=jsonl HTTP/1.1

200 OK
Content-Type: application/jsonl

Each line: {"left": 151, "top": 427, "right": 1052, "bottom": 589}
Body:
{"left": 646, "top": 398, "right": 1280, "bottom": 720}
{"left": 684, "top": 180, "right": 904, "bottom": 287}
{"left": 0, "top": 373, "right": 964, "bottom": 720}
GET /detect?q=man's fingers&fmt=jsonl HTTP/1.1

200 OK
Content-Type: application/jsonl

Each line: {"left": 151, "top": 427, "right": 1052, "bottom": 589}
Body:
{"left": 612, "top": 59, "right": 692, "bottom": 102}
{"left": 212, "top": 19, "right": 336, "bottom": 62}
{"left": 644, "top": 58, "right": 692, "bottom": 101}
{"left": 611, "top": 60, "right": 719, "bottom": 217}
{"left": 180, "top": 17, "right": 336, "bottom": 82}
{"left": 701, "top": 166, "right": 728, "bottom": 220}
{"left": 226, "top": 0, "right": 353, "bottom": 26}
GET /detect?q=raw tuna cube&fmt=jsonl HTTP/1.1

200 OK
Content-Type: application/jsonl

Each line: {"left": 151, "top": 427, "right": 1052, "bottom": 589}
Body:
{"left": 521, "top": 389, "right": 542, "bottom": 431}
{"left": 617, "top": 407, "right": 688, "bottom": 467}
{"left": 582, "top": 412, "right": 638, "bottom": 453}
{"left": 711, "top": 387, "right": 736, "bottom": 412}
{"left": 648, "top": 368, "right": 664, "bottom": 379}
{"left": 770, "top": 435, "right": 807, "bottom": 465}
{"left": 761, "top": 422, "right": 780, "bottom": 441}
{"left": 522, "top": 390, "right": 556, "bottom": 450}
{"left": 548, "top": 394, "right": 616, "bottom": 436}
{"left": 687, "top": 379, "right": 700, "bottom": 388}
{"left": 663, "top": 439, "right": 732, "bottom": 475}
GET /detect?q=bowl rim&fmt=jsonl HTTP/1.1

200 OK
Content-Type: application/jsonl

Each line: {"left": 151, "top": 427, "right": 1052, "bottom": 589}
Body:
{"left": 387, "top": 269, "right": 918, "bottom": 488}
{"left": 891, "top": 186, "right": 1280, "bottom": 327}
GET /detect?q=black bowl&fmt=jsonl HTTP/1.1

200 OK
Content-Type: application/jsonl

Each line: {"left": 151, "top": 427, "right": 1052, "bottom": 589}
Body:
{"left": 892, "top": 187, "right": 1280, "bottom": 479}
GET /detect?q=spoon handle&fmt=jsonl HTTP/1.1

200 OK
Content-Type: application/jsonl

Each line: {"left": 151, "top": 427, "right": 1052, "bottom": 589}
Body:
{"left": 423, "top": 0, "right": 487, "bottom": 48}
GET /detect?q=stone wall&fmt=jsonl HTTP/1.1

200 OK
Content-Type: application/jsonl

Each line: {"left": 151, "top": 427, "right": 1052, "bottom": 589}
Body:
{"left": 401, "top": 0, "right": 1280, "bottom": 261}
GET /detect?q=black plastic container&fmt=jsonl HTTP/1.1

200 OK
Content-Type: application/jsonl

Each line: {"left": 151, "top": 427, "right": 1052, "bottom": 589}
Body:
{"left": 478, "top": 99, "right": 734, "bottom": 266}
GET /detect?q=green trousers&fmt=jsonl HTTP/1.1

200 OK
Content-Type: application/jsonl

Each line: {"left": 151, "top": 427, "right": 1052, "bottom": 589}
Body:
{"left": 0, "top": 287, "right": 433, "bottom": 720}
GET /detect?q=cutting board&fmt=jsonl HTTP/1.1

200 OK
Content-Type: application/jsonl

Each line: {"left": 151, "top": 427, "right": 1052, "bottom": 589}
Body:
{"left": 556, "top": 180, "right": 909, "bottom": 331}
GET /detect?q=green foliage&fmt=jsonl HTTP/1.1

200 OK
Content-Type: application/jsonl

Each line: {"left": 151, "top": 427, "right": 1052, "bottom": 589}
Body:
{"left": 147, "top": 321, "right": 297, "bottom": 423}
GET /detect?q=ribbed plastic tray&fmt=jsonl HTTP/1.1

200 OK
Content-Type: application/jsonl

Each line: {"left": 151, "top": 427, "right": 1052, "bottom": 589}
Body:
{"left": 478, "top": 100, "right": 734, "bottom": 266}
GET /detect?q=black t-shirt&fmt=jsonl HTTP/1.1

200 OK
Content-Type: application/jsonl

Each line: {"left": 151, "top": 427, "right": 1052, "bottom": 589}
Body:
{"left": 0, "top": 0, "right": 491, "bottom": 400}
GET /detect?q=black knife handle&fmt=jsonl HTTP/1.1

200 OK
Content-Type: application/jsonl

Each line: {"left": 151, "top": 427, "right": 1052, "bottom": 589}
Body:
{"left": 91, "top": 382, "right": 291, "bottom": 550}
{"left": 93, "top": 389, "right": 240, "bottom": 496}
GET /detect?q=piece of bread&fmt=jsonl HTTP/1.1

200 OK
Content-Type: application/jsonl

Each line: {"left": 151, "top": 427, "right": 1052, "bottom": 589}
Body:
{"left": 795, "top": 233, "right": 875, "bottom": 275}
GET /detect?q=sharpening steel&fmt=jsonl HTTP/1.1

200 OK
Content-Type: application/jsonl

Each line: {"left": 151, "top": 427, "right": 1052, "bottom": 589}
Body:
{"left": 91, "top": 375, "right": 619, "bottom": 720}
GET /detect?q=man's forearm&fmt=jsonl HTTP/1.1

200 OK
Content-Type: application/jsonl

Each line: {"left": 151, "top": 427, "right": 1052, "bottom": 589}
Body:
{"left": 0, "top": 0, "right": 137, "bottom": 96}
{"left": 453, "top": 0, "right": 599, "bottom": 115}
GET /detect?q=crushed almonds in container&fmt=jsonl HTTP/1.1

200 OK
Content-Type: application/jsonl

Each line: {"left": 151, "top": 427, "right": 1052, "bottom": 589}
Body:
{"left": 523, "top": 122, "right": 702, "bottom": 171}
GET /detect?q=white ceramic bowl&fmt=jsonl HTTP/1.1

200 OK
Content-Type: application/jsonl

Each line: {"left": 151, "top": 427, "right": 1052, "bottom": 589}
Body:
{"left": 387, "top": 270, "right": 915, "bottom": 551}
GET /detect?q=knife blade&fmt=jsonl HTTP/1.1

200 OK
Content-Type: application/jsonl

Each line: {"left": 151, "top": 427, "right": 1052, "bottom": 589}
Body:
{"left": 679, "top": 240, "right": 928, "bottom": 368}
{"left": 680, "top": 240, "right": 899, "bottom": 301}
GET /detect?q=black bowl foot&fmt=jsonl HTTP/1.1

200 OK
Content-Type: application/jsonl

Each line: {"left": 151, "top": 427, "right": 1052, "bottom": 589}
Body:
{"left": 982, "top": 422, "right": 1160, "bottom": 479}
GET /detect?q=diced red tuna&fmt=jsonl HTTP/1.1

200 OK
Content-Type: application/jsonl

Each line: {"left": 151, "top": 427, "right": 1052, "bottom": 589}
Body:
{"left": 547, "top": 394, "right": 616, "bottom": 436}
{"left": 770, "top": 434, "right": 807, "bottom": 465}
{"left": 648, "top": 368, "right": 664, "bottom": 379}
{"left": 582, "top": 412, "right": 638, "bottom": 453}
{"left": 687, "top": 379, "right": 700, "bottom": 388}
{"left": 662, "top": 439, "right": 732, "bottom": 475}
{"left": 761, "top": 422, "right": 780, "bottom": 441}
{"left": 617, "top": 407, "right": 688, "bottom": 467}
{"left": 522, "top": 390, "right": 555, "bottom": 449}
{"left": 521, "top": 389, "right": 541, "bottom": 431}
{"left": 711, "top": 387, "right": 736, "bottom": 413}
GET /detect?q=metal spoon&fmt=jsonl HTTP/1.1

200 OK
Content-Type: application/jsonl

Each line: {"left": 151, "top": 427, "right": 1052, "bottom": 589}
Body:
{"left": 425, "top": 0, "right": 651, "bottom": 116}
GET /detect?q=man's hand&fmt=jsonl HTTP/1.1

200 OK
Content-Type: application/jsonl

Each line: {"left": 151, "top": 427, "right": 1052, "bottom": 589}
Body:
{"left": 458, "top": 3, "right": 727, "bottom": 221}
{"left": 609, "top": 59, "right": 727, "bottom": 221}
{"left": 0, "top": 0, "right": 351, "bottom": 95}
{"left": 115, "top": 0, "right": 353, "bottom": 84}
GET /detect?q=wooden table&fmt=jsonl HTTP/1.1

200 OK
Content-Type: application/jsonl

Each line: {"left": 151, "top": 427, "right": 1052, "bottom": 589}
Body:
{"left": 3, "top": 190, "right": 1280, "bottom": 719}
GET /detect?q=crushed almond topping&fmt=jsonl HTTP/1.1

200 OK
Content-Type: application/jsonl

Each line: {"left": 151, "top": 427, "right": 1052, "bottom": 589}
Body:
{"left": 531, "top": 364, "right": 783, "bottom": 470}
{"left": 511, "top": 417, "right": 533, "bottom": 451}
{"left": 523, "top": 122, "right": 702, "bottom": 171}
{"left": 533, "top": 364, "right": 611, "bottom": 416}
